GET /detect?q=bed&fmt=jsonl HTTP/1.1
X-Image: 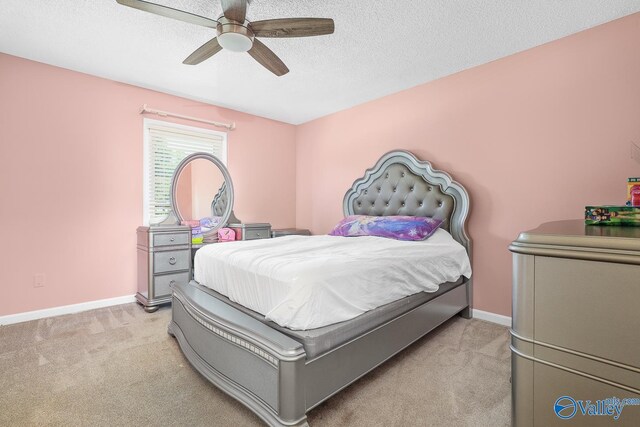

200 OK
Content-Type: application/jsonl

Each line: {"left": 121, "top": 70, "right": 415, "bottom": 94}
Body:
{"left": 168, "top": 150, "right": 472, "bottom": 426}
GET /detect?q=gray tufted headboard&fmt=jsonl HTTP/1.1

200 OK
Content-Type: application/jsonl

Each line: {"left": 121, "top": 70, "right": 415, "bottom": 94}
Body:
{"left": 343, "top": 150, "right": 471, "bottom": 257}
{"left": 211, "top": 181, "right": 229, "bottom": 217}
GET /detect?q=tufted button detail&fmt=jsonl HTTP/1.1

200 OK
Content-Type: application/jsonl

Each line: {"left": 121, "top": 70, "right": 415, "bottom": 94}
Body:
{"left": 377, "top": 187, "right": 381, "bottom": 193}
{"left": 401, "top": 202, "right": 405, "bottom": 207}
{"left": 364, "top": 190, "right": 368, "bottom": 194}
{"left": 410, "top": 187, "right": 414, "bottom": 191}
{"left": 357, "top": 202, "right": 362, "bottom": 206}
{"left": 438, "top": 201, "right": 443, "bottom": 207}
{"left": 401, "top": 172, "right": 405, "bottom": 177}
{"left": 419, "top": 202, "right": 424, "bottom": 207}
{"left": 385, "top": 202, "right": 389, "bottom": 206}
{"left": 393, "top": 187, "right": 397, "bottom": 192}
{"left": 385, "top": 173, "right": 389, "bottom": 178}
{"left": 428, "top": 186, "right": 432, "bottom": 191}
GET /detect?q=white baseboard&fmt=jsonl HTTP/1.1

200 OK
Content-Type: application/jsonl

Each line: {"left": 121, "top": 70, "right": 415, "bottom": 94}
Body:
{"left": 1, "top": 296, "right": 511, "bottom": 328}
{"left": 472, "top": 309, "right": 512, "bottom": 327}
{"left": 0, "top": 295, "right": 137, "bottom": 326}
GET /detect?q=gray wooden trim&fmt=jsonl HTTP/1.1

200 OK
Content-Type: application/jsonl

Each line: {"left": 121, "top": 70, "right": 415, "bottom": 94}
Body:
{"left": 509, "top": 220, "right": 640, "bottom": 265}
{"left": 508, "top": 243, "right": 640, "bottom": 265}
{"left": 510, "top": 345, "right": 640, "bottom": 395}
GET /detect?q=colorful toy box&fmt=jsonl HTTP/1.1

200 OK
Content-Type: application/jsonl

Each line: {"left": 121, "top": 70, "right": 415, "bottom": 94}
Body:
{"left": 585, "top": 205, "right": 640, "bottom": 226}
{"left": 627, "top": 177, "right": 640, "bottom": 207}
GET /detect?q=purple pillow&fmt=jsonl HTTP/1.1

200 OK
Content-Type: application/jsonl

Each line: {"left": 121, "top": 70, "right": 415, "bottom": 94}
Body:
{"left": 328, "top": 215, "right": 443, "bottom": 241}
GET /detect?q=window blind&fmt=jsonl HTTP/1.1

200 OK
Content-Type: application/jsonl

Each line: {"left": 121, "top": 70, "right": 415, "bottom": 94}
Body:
{"left": 147, "top": 123, "right": 226, "bottom": 223}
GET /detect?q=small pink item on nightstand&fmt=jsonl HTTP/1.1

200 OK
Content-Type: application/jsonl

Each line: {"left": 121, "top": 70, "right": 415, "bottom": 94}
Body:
{"left": 632, "top": 187, "right": 640, "bottom": 207}
{"left": 218, "top": 227, "right": 235, "bottom": 242}
{"left": 627, "top": 178, "right": 640, "bottom": 206}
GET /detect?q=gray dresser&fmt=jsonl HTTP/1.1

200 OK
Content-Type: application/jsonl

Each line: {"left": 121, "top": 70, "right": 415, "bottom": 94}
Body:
{"left": 137, "top": 225, "right": 191, "bottom": 312}
{"left": 509, "top": 220, "right": 640, "bottom": 426}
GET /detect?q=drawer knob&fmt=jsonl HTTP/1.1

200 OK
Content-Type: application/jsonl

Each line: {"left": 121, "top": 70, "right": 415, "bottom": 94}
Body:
{"left": 169, "top": 257, "right": 177, "bottom": 265}
{"left": 170, "top": 237, "right": 175, "bottom": 242}
{"left": 256, "top": 233, "right": 261, "bottom": 237}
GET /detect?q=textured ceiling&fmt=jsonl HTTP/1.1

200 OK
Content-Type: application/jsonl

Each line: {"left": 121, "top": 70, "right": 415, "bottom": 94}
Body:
{"left": 1, "top": 1, "right": 640, "bottom": 124}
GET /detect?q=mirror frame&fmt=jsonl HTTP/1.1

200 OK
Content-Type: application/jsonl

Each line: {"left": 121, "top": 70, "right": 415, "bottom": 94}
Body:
{"left": 169, "top": 152, "right": 235, "bottom": 235}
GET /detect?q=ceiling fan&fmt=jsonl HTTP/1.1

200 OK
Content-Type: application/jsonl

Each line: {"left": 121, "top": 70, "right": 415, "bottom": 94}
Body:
{"left": 116, "top": 0, "right": 335, "bottom": 76}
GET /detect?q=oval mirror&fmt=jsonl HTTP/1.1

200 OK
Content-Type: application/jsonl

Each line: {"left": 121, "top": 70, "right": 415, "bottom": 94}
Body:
{"left": 170, "top": 153, "right": 234, "bottom": 236}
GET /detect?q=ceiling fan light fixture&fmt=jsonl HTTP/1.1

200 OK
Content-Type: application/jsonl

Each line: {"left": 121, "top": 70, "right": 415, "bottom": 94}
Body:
{"left": 217, "top": 32, "right": 253, "bottom": 52}
{"left": 216, "top": 17, "right": 254, "bottom": 52}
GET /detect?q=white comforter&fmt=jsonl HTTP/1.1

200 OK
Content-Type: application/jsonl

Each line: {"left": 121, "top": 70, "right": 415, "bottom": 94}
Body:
{"left": 194, "top": 229, "right": 472, "bottom": 330}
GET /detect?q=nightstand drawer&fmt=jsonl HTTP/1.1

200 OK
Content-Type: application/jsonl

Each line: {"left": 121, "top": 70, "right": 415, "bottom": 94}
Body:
{"left": 154, "top": 272, "right": 190, "bottom": 297}
{"left": 229, "top": 223, "right": 272, "bottom": 241}
{"left": 153, "top": 232, "right": 190, "bottom": 247}
{"left": 272, "top": 228, "right": 311, "bottom": 238}
{"left": 245, "top": 228, "right": 270, "bottom": 240}
{"left": 154, "top": 250, "right": 190, "bottom": 274}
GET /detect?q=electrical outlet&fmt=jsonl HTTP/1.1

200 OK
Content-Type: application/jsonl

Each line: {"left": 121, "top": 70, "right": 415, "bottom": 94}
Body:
{"left": 34, "top": 274, "right": 45, "bottom": 288}
{"left": 631, "top": 141, "right": 640, "bottom": 164}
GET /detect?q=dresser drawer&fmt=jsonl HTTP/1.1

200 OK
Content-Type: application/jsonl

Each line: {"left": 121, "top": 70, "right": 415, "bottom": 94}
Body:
{"left": 153, "top": 232, "right": 190, "bottom": 247}
{"left": 154, "top": 271, "right": 190, "bottom": 297}
{"left": 153, "top": 250, "right": 190, "bottom": 274}
{"left": 245, "top": 228, "right": 271, "bottom": 240}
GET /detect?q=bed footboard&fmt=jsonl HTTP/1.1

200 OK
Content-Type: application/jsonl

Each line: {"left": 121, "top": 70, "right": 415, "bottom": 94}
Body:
{"left": 303, "top": 282, "right": 469, "bottom": 408}
{"left": 169, "top": 281, "right": 308, "bottom": 427}
{"left": 169, "top": 279, "right": 470, "bottom": 426}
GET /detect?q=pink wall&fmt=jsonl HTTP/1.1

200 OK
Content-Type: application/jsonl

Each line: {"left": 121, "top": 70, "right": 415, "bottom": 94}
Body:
{"left": 2, "top": 14, "right": 639, "bottom": 318}
{"left": 295, "top": 14, "right": 640, "bottom": 316}
{"left": 0, "top": 53, "right": 296, "bottom": 316}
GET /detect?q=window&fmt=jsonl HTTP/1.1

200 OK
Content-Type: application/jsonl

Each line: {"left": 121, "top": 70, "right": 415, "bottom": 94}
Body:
{"left": 143, "top": 119, "right": 227, "bottom": 224}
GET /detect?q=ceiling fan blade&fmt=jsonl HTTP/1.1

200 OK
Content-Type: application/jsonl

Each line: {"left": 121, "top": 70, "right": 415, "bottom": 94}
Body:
{"left": 221, "top": 0, "right": 247, "bottom": 23}
{"left": 183, "top": 38, "right": 223, "bottom": 65}
{"left": 248, "top": 39, "right": 289, "bottom": 76}
{"left": 250, "top": 18, "right": 335, "bottom": 38}
{"left": 116, "top": 0, "right": 217, "bottom": 28}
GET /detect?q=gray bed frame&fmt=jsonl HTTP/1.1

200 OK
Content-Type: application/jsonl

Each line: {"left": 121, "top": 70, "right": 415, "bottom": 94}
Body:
{"left": 168, "top": 150, "right": 472, "bottom": 426}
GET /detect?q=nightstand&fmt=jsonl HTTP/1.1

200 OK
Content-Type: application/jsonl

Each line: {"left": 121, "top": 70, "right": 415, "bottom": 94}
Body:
{"left": 136, "top": 225, "right": 191, "bottom": 312}
{"left": 272, "top": 228, "right": 311, "bottom": 238}
{"left": 228, "top": 223, "right": 272, "bottom": 241}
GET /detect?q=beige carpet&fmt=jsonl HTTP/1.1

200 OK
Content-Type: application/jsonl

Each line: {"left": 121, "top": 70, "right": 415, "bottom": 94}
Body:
{"left": 0, "top": 304, "right": 511, "bottom": 426}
